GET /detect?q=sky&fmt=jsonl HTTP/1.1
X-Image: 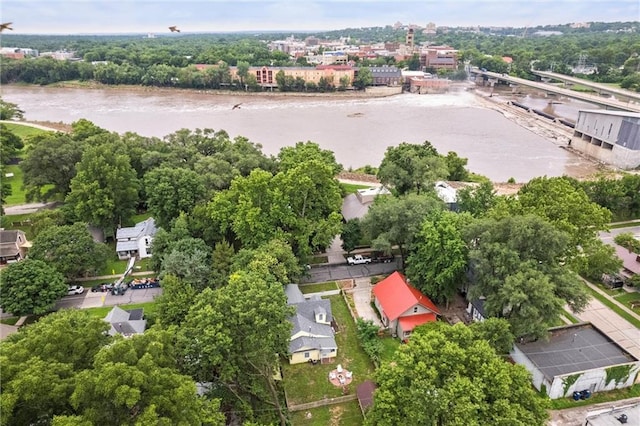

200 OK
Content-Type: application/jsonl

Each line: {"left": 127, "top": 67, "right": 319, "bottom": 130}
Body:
{"left": 1, "top": 0, "right": 638, "bottom": 35}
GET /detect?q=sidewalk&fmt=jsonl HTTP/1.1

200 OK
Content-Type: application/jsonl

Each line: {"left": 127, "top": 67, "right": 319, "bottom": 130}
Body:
{"left": 582, "top": 279, "right": 640, "bottom": 323}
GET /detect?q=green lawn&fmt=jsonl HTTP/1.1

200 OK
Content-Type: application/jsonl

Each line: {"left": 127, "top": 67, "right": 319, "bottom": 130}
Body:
{"left": 549, "top": 384, "right": 640, "bottom": 410}
{"left": 614, "top": 291, "right": 640, "bottom": 313}
{"left": 3, "top": 122, "right": 50, "bottom": 140}
{"left": 299, "top": 282, "right": 338, "bottom": 294}
{"left": 379, "top": 336, "right": 400, "bottom": 364}
{"left": 4, "top": 163, "right": 28, "bottom": 205}
{"left": 288, "top": 400, "right": 363, "bottom": 426}
{"left": 282, "top": 294, "right": 375, "bottom": 406}
{"left": 583, "top": 285, "right": 640, "bottom": 329}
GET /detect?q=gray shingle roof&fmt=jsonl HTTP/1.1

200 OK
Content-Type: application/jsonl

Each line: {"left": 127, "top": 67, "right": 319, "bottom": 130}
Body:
{"left": 286, "top": 284, "right": 337, "bottom": 354}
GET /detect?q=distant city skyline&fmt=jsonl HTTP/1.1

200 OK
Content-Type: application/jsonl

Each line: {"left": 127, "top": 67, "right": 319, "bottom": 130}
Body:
{"left": 1, "top": 0, "right": 638, "bottom": 35}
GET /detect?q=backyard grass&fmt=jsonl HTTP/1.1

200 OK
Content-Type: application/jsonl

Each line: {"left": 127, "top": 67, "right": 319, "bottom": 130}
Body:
{"left": 549, "top": 384, "right": 640, "bottom": 410}
{"left": 299, "top": 282, "right": 338, "bottom": 294}
{"left": 379, "top": 336, "right": 401, "bottom": 364}
{"left": 288, "top": 400, "right": 363, "bottom": 426}
{"left": 0, "top": 317, "right": 20, "bottom": 326}
{"left": 282, "top": 294, "right": 375, "bottom": 406}
{"left": 583, "top": 286, "right": 640, "bottom": 329}
{"left": 128, "top": 211, "right": 153, "bottom": 226}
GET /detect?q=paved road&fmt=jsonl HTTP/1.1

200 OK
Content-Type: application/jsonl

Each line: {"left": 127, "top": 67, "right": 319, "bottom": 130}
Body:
{"left": 55, "top": 286, "right": 162, "bottom": 310}
{"left": 300, "top": 259, "right": 400, "bottom": 283}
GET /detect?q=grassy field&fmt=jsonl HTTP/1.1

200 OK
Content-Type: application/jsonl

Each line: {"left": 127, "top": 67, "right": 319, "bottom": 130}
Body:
{"left": 3, "top": 122, "right": 50, "bottom": 140}
{"left": 288, "top": 400, "right": 364, "bottom": 426}
{"left": 282, "top": 294, "right": 375, "bottom": 406}
{"left": 379, "top": 336, "right": 400, "bottom": 364}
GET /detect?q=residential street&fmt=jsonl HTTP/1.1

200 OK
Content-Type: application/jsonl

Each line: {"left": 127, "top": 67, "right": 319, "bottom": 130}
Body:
{"left": 300, "top": 260, "right": 400, "bottom": 284}
{"left": 55, "top": 286, "right": 162, "bottom": 310}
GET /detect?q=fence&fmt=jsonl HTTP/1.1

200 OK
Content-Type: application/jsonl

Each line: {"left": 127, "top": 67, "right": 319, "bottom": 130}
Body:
{"left": 288, "top": 394, "right": 358, "bottom": 412}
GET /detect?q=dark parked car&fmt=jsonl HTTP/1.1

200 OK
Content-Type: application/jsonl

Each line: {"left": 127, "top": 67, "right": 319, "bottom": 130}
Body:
{"left": 91, "top": 283, "right": 113, "bottom": 292}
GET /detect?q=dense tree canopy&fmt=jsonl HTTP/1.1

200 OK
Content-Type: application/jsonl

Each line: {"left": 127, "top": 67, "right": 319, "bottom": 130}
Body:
{"left": 65, "top": 136, "right": 139, "bottom": 235}
{"left": 29, "top": 222, "right": 109, "bottom": 280}
{"left": 377, "top": 141, "right": 449, "bottom": 195}
{"left": 464, "top": 214, "right": 590, "bottom": 338}
{"left": 366, "top": 322, "right": 548, "bottom": 426}
{"left": 0, "top": 259, "right": 67, "bottom": 315}
{"left": 361, "top": 192, "right": 444, "bottom": 260}
{"left": 177, "top": 271, "right": 292, "bottom": 424}
{"left": 406, "top": 211, "right": 470, "bottom": 306}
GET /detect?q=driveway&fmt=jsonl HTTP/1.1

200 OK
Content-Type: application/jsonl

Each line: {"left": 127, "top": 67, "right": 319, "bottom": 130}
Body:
{"left": 350, "top": 277, "right": 383, "bottom": 327}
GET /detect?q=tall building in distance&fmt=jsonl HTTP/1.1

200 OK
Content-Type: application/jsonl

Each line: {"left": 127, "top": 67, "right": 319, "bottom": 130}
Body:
{"left": 406, "top": 28, "right": 414, "bottom": 49}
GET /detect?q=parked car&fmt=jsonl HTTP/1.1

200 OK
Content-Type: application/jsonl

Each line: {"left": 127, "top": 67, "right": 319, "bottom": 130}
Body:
{"left": 67, "top": 285, "right": 85, "bottom": 295}
{"left": 346, "top": 254, "right": 372, "bottom": 265}
{"left": 91, "top": 283, "right": 113, "bottom": 292}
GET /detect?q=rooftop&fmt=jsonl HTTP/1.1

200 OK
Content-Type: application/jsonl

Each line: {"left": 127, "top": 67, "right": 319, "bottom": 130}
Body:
{"left": 515, "top": 323, "right": 638, "bottom": 381}
{"left": 585, "top": 403, "right": 640, "bottom": 426}
{"left": 372, "top": 271, "right": 440, "bottom": 321}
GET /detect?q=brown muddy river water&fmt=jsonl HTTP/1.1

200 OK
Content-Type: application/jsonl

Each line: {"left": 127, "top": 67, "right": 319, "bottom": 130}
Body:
{"left": 1, "top": 85, "right": 600, "bottom": 182}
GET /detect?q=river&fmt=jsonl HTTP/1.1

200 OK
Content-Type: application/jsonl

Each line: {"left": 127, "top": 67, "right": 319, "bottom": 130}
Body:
{"left": 0, "top": 85, "right": 601, "bottom": 182}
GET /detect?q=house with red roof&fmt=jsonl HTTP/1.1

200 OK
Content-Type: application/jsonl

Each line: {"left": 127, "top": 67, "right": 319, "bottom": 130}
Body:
{"left": 372, "top": 271, "right": 440, "bottom": 340}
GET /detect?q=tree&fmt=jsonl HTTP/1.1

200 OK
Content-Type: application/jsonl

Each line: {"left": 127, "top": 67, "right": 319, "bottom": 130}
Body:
{"left": 377, "top": 141, "right": 449, "bottom": 195}
{"left": 20, "top": 133, "right": 84, "bottom": 201}
{"left": 177, "top": 271, "right": 292, "bottom": 425}
{"left": 465, "top": 215, "right": 590, "bottom": 338}
{"left": 161, "top": 237, "right": 212, "bottom": 291}
{"left": 341, "top": 218, "right": 363, "bottom": 254}
{"left": 353, "top": 67, "right": 373, "bottom": 89}
{"left": 277, "top": 141, "right": 342, "bottom": 175}
{"left": 361, "top": 193, "right": 444, "bottom": 261}
{"left": 231, "top": 239, "right": 302, "bottom": 285}
{"left": 0, "top": 98, "right": 24, "bottom": 120}
{"left": 0, "top": 259, "right": 66, "bottom": 315}
{"left": 456, "top": 180, "right": 496, "bottom": 217}
{"left": 406, "top": 211, "right": 470, "bottom": 307}
{"left": 155, "top": 274, "right": 197, "bottom": 327}
{"left": 210, "top": 239, "right": 235, "bottom": 288}
{"left": 70, "top": 327, "right": 224, "bottom": 425}
{"left": 366, "top": 323, "right": 548, "bottom": 426}
{"left": 0, "top": 124, "right": 24, "bottom": 165}
{"left": 513, "top": 176, "right": 611, "bottom": 253}
{"left": 0, "top": 164, "right": 11, "bottom": 214}
{"left": 210, "top": 160, "right": 343, "bottom": 259}
{"left": 236, "top": 60, "right": 250, "bottom": 89}
{"left": 143, "top": 166, "right": 207, "bottom": 229}
{"left": 469, "top": 318, "right": 515, "bottom": 355}
{"left": 65, "top": 136, "right": 139, "bottom": 236}
{"left": 0, "top": 310, "right": 111, "bottom": 425}
{"left": 28, "top": 223, "right": 109, "bottom": 280}
{"left": 444, "top": 151, "right": 469, "bottom": 181}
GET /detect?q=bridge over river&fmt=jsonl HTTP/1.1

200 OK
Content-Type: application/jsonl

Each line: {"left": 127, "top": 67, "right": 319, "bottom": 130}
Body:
{"left": 469, "top": 68, "right": 640, "bottom": 113}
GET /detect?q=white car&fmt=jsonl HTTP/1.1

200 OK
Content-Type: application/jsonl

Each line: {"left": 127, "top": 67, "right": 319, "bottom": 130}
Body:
{"left": 67, "top": 285, "right": 85, "bottom": 295}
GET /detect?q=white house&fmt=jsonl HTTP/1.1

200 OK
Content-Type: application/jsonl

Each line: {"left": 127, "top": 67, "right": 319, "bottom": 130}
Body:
{"left": 285, "top": 284, "right": 338, "bottom": 364}
{"left": 511, "top": 323, "right": 640, "bottom": 399}
{"left": 115, "top": 218, "right": 157, "bottom": 260}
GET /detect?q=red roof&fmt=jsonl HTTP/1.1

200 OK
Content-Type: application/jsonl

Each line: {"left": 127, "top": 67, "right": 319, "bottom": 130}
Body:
{"left": 372, "top": 271, "right": 440, "bottom": 321}
{"left": 398, "top": 313, "right": 437, "bottom": 332}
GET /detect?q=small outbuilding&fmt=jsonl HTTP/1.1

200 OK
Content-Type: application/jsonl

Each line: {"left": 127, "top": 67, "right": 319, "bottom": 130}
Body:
{"left": 511, "top": 323, "right": 640, "bottom": 399}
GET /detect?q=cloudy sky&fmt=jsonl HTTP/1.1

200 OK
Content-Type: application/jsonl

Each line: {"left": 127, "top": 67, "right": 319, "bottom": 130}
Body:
{"left": 1, "top": 0, "right": 638, "bottom": 34}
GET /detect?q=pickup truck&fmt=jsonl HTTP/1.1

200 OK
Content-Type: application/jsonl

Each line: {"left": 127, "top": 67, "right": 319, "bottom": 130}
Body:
{"left": 346, "top": 254, "right": 372, "bottom": 265}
